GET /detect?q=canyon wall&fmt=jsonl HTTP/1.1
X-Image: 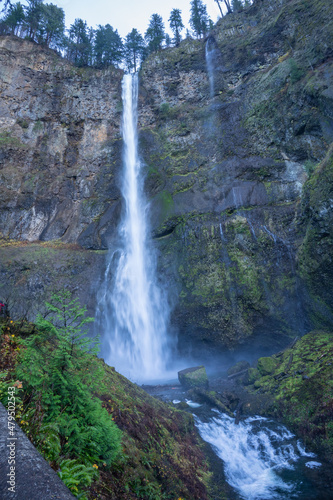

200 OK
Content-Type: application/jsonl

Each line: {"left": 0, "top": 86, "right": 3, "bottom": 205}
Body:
{"left": 0, "top": 0, "right": 332, "bottom": 355}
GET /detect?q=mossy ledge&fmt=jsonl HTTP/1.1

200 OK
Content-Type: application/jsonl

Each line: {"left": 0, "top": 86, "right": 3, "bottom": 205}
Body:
{"left": 239, "top": 331, "right": 333, "bottom": 461}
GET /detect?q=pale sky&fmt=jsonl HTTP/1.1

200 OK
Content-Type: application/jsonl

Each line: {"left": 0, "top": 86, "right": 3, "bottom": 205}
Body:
{"left": 50, "top": 0, "right": 222, "bottom": 39}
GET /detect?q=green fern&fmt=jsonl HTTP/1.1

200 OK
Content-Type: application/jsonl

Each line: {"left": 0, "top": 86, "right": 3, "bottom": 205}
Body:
{"left": 58, "top": 459, "right": 98, "bottom": 499}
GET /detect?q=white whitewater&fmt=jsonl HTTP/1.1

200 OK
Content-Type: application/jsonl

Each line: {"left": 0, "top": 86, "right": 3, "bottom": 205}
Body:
{"left": 196, "top": 411, "right": 312, "bottom": 500}
{"left": 97, "top": 74, "right": 171, "bottom": 381}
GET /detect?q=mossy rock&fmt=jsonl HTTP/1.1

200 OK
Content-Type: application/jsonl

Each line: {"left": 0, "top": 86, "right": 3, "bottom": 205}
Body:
{"left": 178, "top": 366, "right": 209, "bottom": 389}
{"left": 247, "top": 367, "right": 260, "bottom": 384}
{"left": 257, "top": 356, "right": 279, "bottom": 376}
{"left": 227, "top": 360, "right": 250, "bottom": 376}
{"left": 254, "top": 375, "right": 271, "bottom": 389}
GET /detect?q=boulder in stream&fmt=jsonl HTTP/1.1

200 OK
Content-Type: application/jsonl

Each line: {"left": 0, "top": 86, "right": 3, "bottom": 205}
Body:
{"left": 178, "top": 366, "right": 209, "bottom": 389}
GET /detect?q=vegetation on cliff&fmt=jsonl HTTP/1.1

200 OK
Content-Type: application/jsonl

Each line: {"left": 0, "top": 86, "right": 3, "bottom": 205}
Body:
{"left": 240, "top": 331, "right": 333, "bottom": 461}
{"left": 0, "top": 294, "right": 215, "bottom": 499}
{"left": 0, "top": 0, "right": 255, "bottom": 70}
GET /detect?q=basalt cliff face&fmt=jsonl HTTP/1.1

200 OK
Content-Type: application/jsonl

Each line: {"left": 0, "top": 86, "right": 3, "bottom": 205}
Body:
{"left": 0, "top": 0, "right": 333, "bottom": 355}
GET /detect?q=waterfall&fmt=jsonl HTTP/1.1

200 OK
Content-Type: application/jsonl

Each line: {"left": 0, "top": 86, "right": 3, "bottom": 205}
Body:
{"left": 206, "top": 37, "right": 216, "bottom": 98}
{"left": 96, "top": 74, "right": 171, "bottom": 382}
{"left": 196, "top": 411, "right": 321, "bottom": 500}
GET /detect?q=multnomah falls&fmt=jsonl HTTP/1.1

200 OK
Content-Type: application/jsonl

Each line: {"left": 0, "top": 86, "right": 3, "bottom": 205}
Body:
{"left": 0, "top": 0, "right": 332, "bottom": 498}
{"left": 96, "top": 74, "right": 173, "bottom": 381}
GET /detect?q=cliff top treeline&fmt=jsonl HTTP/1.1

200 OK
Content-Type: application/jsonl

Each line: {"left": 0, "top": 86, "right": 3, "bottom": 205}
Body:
{"left": 0, "top": 0, "right": 254, "bottom": 70}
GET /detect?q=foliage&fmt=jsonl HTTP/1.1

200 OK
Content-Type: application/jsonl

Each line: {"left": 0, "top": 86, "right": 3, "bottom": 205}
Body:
{"left": 0, "top": 312, "right": 215, "bottom": 499}
{"left": 288, "top": 58, "right": 305, "bottom": 83}
{"left": 94, "top": 24, "right": 123, "bottom": 68}
{"left": 190, "top": 0, "right": 210, "bottom": 39}
{"left": 24, "top": 0, "right": 43, "bottom": 40}
{"left": 66, "top": 18, "right": 93, "bottom": 67}
{"left": 37, "top": 3, "right": 65, "bottom": 49}
{"left": 243, "top": 331, "right": 333, "bottom": 460}
{"left": 124, "top": 28, "right": 146, "bottom": 72}
{"left": 145, "top": 13, "right": 165, "bottom": 53}
{"left": 232, "top": 0, "right": 243, "bottom": 12}
{"left": 0, "top": 0, "right": 12, "bottom": 13}
{"left": 3, "top": 2, "right": 24, "bottom": 35}
{"left": 304, "top": 159, "right": 316, "bottom": 175}
{"left": 58, "top": 459, "right": 98, "bottom": 499}
{"left": 169, "top": 8, "right": 184, "bottom": 46}
{"left": 15, "top": 291, "right": 122, "bottom": 467}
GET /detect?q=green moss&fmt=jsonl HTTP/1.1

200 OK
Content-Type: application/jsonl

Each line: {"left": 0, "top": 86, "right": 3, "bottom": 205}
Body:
{"left": 248, "top": 367, "right": 260, "bottom": 384}
{"left": 242, "top": 332, "right": 333, "bottom": 460}
{"left": 178, "top": 366, "right": 209, "bottom": 389}
{"left": 257, "top": 357, "right": 279, "bottom": 376}
{"left": 288, "top": 58, "right": 306, "bottom": 83}
{"left": 33, "top": 120, "right": 44, "bottom": 133}
{"left": 17, "top": 118, "right": 29, "bottom": 129}
{"left": 155, "top": 189, "right": 174, "bottom": 218}
{"left": 0, "top": 132, "right": 27, "bottom": 148}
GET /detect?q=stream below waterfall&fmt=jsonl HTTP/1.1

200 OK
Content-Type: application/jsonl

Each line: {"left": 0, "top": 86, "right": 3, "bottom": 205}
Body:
{"left": 144, "top": 384, "right": 332, "bottom": 500}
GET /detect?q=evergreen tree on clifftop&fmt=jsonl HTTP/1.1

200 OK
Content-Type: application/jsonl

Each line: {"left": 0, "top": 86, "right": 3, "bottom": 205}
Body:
{"left": 37, "top": 3, "right": 65, "bottom": 49}
{"left": 66, "top": 18, "right": 92, "bottom": 67}
{"left": 24, "top": 0, "right": 43, "bottom": 40}
{"left": 169, "top": 8, "right": 184, "bottom": 46}
{"left": 124, "top": 28, "right": 145, "bottom": 72}
{"left": 145, "top": 13, "right": 165, "bottom": 52}
{"left": 94, "top": 24, "right": 123, "bottom": 68}
{"left": 2, "top": 2, "right": 24, "bottom": 35}
{"left": 190, "top": 0, "right": 210, "bottom": 38}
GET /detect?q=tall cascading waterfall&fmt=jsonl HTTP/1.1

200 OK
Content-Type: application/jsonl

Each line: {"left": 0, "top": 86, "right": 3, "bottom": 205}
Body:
{"left": 96, "top": 74, "right": 172, "bottom": 381}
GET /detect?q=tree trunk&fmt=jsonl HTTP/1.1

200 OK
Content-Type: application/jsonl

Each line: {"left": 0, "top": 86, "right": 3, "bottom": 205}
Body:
{"left": 215, "top": 0, "right": 224, "bottom": 17}
{"left": 224, "top": 0, "right": 232, "bottom": 13}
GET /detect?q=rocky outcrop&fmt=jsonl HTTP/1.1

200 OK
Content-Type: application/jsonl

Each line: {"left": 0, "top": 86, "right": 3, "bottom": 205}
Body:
{"left": 0, "top": 403, "right": 75, "bottom": 499}
{"left": 137, "top": 0, "right": 333, "bottom": 353}
{"left": 235, "top": 331, "right": 333, "bottom": 461}
{"left": 0, "top": 0, "right": 333, "bottom": 354}
{"left": 178, "top": 365, "right": 209, "bottom": 389}
{"left": 0, "top": 36, "right": 123, "bottom": 248}
{"left": 297, "top": 145, "right": 333, "bottom": 327}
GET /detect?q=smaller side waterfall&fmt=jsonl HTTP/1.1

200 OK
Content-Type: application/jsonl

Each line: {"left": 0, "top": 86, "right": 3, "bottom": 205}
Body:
{"left": 96, "top": 74, "right": 173, "bottom": 382}
{"left": 206, "top": 37, "right": 217, "bottom": 98}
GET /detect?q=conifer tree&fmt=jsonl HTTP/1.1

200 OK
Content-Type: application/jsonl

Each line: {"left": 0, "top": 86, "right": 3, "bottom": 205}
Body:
{"left": 0, "top": 0, "right": 12, "bottom": 12}
{"left": 37, "top": 3, "right": 65, "bottom": 48}
{"left": 16, "top": 291, "right": 122, "bottom": 466}
{"left": 94, "top": 24, "right": 123, "bottom": 68}
{"left": 232, "top": 0, "right": 243, "bottom": 12}
{"left": 145, "top": 13, "right": 165, "bottom": 53}
{"left": 165, "top": 33, "right": 171, "bottom": 47}
{"left": 66, "top": 18, "right": 92, "bottom": 66}
{"left": 24, "top": 0, "right": 43, "bottom": 40}
{"left": 124, "top": 28, "right": 146, "bottom": 72}
{"left": 223, "top": 0, "right": 232, "bottom": 14}
{"left": 214, "top": 0, "right": 223, "bottom": 17}
{"left": 190, "top": 0, "right": 210, "bottom": 39}
{"left": 3, "top": 2, "right": 24, "bottom": 35}
{"left": 169, "top": 8, "right": 184, "bottom": 46}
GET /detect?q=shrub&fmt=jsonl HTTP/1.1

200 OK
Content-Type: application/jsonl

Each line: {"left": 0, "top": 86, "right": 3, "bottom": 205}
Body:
{"left": 15, "top": 291, "right": 122, "bottom": 467}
